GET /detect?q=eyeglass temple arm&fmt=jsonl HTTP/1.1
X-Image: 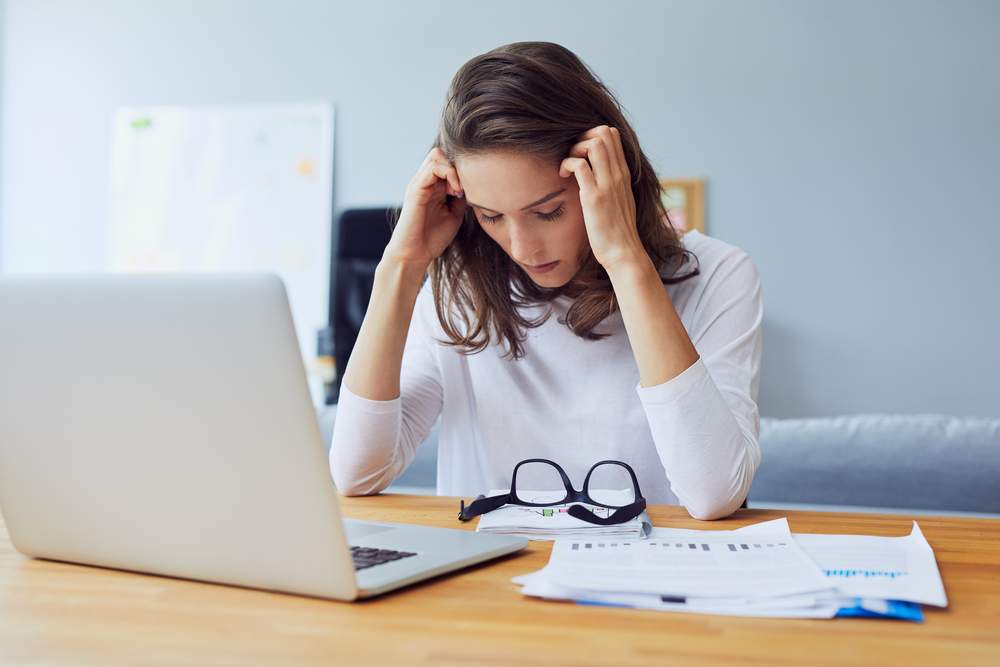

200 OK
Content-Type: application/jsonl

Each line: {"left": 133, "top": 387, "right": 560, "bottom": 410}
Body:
{"left": 566, "top": 499, "right": 647, "bottom": 526}
{"left": 458, "top": 493, "right": 510, "bottom": 521}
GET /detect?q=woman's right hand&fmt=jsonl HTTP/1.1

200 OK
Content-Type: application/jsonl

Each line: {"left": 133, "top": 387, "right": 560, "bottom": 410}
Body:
{"left": 384, "top": 148, "right": 466, "bottom": 271}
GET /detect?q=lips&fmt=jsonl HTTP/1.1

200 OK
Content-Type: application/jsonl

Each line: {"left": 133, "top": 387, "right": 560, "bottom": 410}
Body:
{"left": 524, "top": 261, "right": 560, "bottom": 275}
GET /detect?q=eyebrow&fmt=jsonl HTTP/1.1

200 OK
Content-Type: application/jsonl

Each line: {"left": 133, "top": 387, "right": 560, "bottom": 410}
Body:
{"left": 467, "top": 189, "right": 566, "bottom": 214}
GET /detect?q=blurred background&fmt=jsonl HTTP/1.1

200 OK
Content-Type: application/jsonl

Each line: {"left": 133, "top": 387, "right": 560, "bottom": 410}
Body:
{"left": 1, "top": 0, "right": 997, "bottom": 419}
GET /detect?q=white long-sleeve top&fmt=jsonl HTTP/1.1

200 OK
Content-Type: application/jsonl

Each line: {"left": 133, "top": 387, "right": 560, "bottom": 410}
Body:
{"left": 330, "top": 230, "right": 763, "bottom": 520}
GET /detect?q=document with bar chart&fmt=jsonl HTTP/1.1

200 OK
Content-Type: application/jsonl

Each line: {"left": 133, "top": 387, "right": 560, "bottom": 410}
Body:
{"left": 540, "top": 518, "right": 832, "bottom": 599}
{"left": 792, "top": 522, "right": 947, "bottom": 607}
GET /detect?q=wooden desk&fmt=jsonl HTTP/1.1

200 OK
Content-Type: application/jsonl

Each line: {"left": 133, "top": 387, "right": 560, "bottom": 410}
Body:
{"left": 2, "top": 496, "right": 999, "bottom": 666}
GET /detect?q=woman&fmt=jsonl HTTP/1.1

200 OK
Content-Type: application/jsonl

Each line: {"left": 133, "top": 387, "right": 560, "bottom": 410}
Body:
{"left": 330, "top": 42, "right": 761, "bottom": 520}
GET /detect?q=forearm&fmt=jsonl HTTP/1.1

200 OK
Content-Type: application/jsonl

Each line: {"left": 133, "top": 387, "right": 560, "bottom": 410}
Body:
{"left": 639, "top": 360, "right": 759, "bottom": 519}
{"left": 612, "top": 257, "right": 758, "bottom": 518}
{"left": 332, "top": 279, "right": 446, "bottom": 496}
{"left": 623, "top": 237, "right": 764, "bottom": 519}
{"left": 342, "top": 256, "right": 427, "bottom": 401}
{"left": 607, "top": 251, "right": 751, "bottom": 519}
{"left": 329, "top": 389, "right": 404, "bottom": 495}
{"left": 332, "top": 256, "right": 439, "bottom": 495}
{"left": 606, "top": 254, "right": 700, "bottom": 388}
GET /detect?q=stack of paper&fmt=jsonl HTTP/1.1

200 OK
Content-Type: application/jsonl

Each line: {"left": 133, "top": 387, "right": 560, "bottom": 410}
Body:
{"left": 513, "top": 519, "right": 948, "bottom": 620}
{"left": 475, "top": 489, "right": 651, "bottom": 540}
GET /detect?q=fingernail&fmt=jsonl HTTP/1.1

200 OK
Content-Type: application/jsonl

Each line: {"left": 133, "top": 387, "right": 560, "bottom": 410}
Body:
{"left": 455, "top": 190, "right": 464, "bottom": 198}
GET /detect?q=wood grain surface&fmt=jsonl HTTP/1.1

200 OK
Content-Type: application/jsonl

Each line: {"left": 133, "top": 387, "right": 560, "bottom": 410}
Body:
{"left": 2, "top": 494, "right": 998, "bottom": 666}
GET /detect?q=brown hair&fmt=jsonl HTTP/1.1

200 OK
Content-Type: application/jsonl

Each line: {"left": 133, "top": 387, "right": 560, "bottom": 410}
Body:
{"left": 430, "top": 42, "right": 697, "bottom": 359}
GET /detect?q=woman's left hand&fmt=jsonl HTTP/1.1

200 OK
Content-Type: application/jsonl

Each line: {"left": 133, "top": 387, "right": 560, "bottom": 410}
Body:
{"left": 560, "top": 126, "right": 645, "bottom": 274}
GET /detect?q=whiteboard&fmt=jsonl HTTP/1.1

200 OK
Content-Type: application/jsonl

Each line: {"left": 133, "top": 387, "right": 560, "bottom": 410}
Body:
{"left": 110, "top": 103, "right": 334, "bottom": 371}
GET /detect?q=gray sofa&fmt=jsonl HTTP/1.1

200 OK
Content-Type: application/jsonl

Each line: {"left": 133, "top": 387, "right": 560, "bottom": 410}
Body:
{"left": 749, "top": 414, "right": 1000, "bottom": 515}
{"left": 318, "top": 408, "right": 1000, "bottom": 516}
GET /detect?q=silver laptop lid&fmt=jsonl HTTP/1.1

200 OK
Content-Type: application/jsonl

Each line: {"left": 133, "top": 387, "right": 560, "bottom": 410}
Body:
{"left": 0, "top": 273, "right": 359, "bottom": 600}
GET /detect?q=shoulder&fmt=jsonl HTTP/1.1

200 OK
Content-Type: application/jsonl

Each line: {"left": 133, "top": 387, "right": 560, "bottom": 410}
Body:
{"left": 672, "top": 231, "right": 759, "bottom": 288}
{"left": 681, "top": 230, "right": 756, "bottom": 274}
{"left": 665, "top": 231, "right": 761, "bottom": 317}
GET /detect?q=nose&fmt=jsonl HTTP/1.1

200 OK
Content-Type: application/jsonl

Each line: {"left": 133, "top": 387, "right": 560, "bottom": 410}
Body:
{"left": 507, "top": 220, "right": 543, "bottom": 264}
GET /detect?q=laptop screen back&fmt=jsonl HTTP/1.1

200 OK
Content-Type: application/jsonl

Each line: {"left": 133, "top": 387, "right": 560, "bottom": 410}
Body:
{"left": 0, "top": 273, "right": 359, "bottom": 600}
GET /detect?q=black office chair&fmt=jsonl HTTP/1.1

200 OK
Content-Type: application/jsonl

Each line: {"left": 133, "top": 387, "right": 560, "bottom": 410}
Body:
{"left": 327, "top": 208, "right": 395, "bottom": 404}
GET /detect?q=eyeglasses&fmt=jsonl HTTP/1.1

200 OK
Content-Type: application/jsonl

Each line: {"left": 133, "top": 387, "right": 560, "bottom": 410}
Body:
{"left": 458, "top": 458, "right": 646, "bottom": 526}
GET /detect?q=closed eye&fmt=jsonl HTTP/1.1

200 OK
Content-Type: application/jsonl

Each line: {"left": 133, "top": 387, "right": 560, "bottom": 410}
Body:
{"left": 476, "top": 203, "right": 564, "bottom": 225}
{"left": 536, "top": 203, "right": 565, "bottom": 221}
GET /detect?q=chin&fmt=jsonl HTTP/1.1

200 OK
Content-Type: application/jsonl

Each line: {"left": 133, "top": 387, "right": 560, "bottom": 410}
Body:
{"left": 525, "top": 271, "right": 573, "bottom": 289}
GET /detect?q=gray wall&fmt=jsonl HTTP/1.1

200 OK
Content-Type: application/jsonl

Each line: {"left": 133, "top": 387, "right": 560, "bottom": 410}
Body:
{"left": 2, "top": 0, "right": 998, "bottom": 419}
{"left": 0, "top": 0, "right": 4, "bottom": 234}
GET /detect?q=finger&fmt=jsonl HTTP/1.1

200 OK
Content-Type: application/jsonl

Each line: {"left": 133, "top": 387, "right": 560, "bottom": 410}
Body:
{"left": 411, "top": 160, "right": 442, "bottom": 191}
{"left": 567, "top": 124, "right": 614, "bottom": 160}
{"left": 569, "top": 126, "right": 621, "bottom": 168}
{"left": 432, "top": 174, "right": 467, "bottom": 216}
{"left": 570, "top": 125, "right": 616, "bottom": 154}
{"left": 560, "top": 156, "right": 597, "bottom": 191}
{"left": 418, "top": 147, "right": 446, "bottom": 171}
{"left": 574, "top": 125, "right": 608, "bottom": 144}
{"left": 428, "top": 161, "right": 464, "bottom": 197}
{"left": 573, "top": 127, "right": 629, "bottom": 186}
{"left": 413, "top": 158, "right": 463, "bottom": 198}
{"left": 559, "top": 155, "right": 589, "bottom": 178}
{"left": 411, "top": 151, "right": 440, "bottom": 189}
{"left": 568, "top": 136, "right": 614, "bottom": 187}
{"left": 582, "top": 136, "right": 614, "bottom": 184}
{"left": 428, "top": 152, "right": 464, "bottom": 197}
{"left": 414, "top": 148, "right": 464, "bottom": 196}
{"left": 607, "top": 127, "right": 630, "bottom": 177}
{"left": 588, "top": 126, "right": 626, "bottom": 182}
{"left": 567, "top": 136, "right": 602, "bottom": 159}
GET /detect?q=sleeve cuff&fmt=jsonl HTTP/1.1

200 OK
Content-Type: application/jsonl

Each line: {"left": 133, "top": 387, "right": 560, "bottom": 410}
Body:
{"left": 635, "top": 357, "right": 708, "bottom": 404}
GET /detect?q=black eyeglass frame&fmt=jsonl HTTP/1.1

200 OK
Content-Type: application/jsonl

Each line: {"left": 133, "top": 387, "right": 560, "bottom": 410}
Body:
{"left": 458, "top": 458, "right": 647, "bottom": 526}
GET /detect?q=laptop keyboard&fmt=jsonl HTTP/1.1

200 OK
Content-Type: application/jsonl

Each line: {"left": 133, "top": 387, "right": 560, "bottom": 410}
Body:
{"left": 350, "top": 546, "right": 418, "bottom": 571}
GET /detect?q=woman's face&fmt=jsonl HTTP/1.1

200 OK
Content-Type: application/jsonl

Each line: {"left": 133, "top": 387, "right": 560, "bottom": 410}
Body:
{"left": 455, "top": 151, "right": 590, "bottom": 288}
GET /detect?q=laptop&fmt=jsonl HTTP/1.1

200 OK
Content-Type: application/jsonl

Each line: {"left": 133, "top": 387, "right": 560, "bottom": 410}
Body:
{"left": 0, "top": 273, "right": 527, "bottom": 600}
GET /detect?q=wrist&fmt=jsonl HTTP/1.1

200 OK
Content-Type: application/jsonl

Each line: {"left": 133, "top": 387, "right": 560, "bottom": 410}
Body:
{"left": 602, "top": 248, "right": 657, "bottom": 285}
{"left": 375, "top": 254, "right": 429, "bottom": 297}
{"left": 378, "top": 252, "right": 430, "bottom": 281}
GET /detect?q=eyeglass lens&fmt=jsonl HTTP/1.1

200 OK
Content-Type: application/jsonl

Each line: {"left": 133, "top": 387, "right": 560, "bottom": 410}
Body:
{"left": 585, "top": 462, "right": 637, "bottom": 507}
{"left": 511, "top": 461, "right": 569, "bottom": 505}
